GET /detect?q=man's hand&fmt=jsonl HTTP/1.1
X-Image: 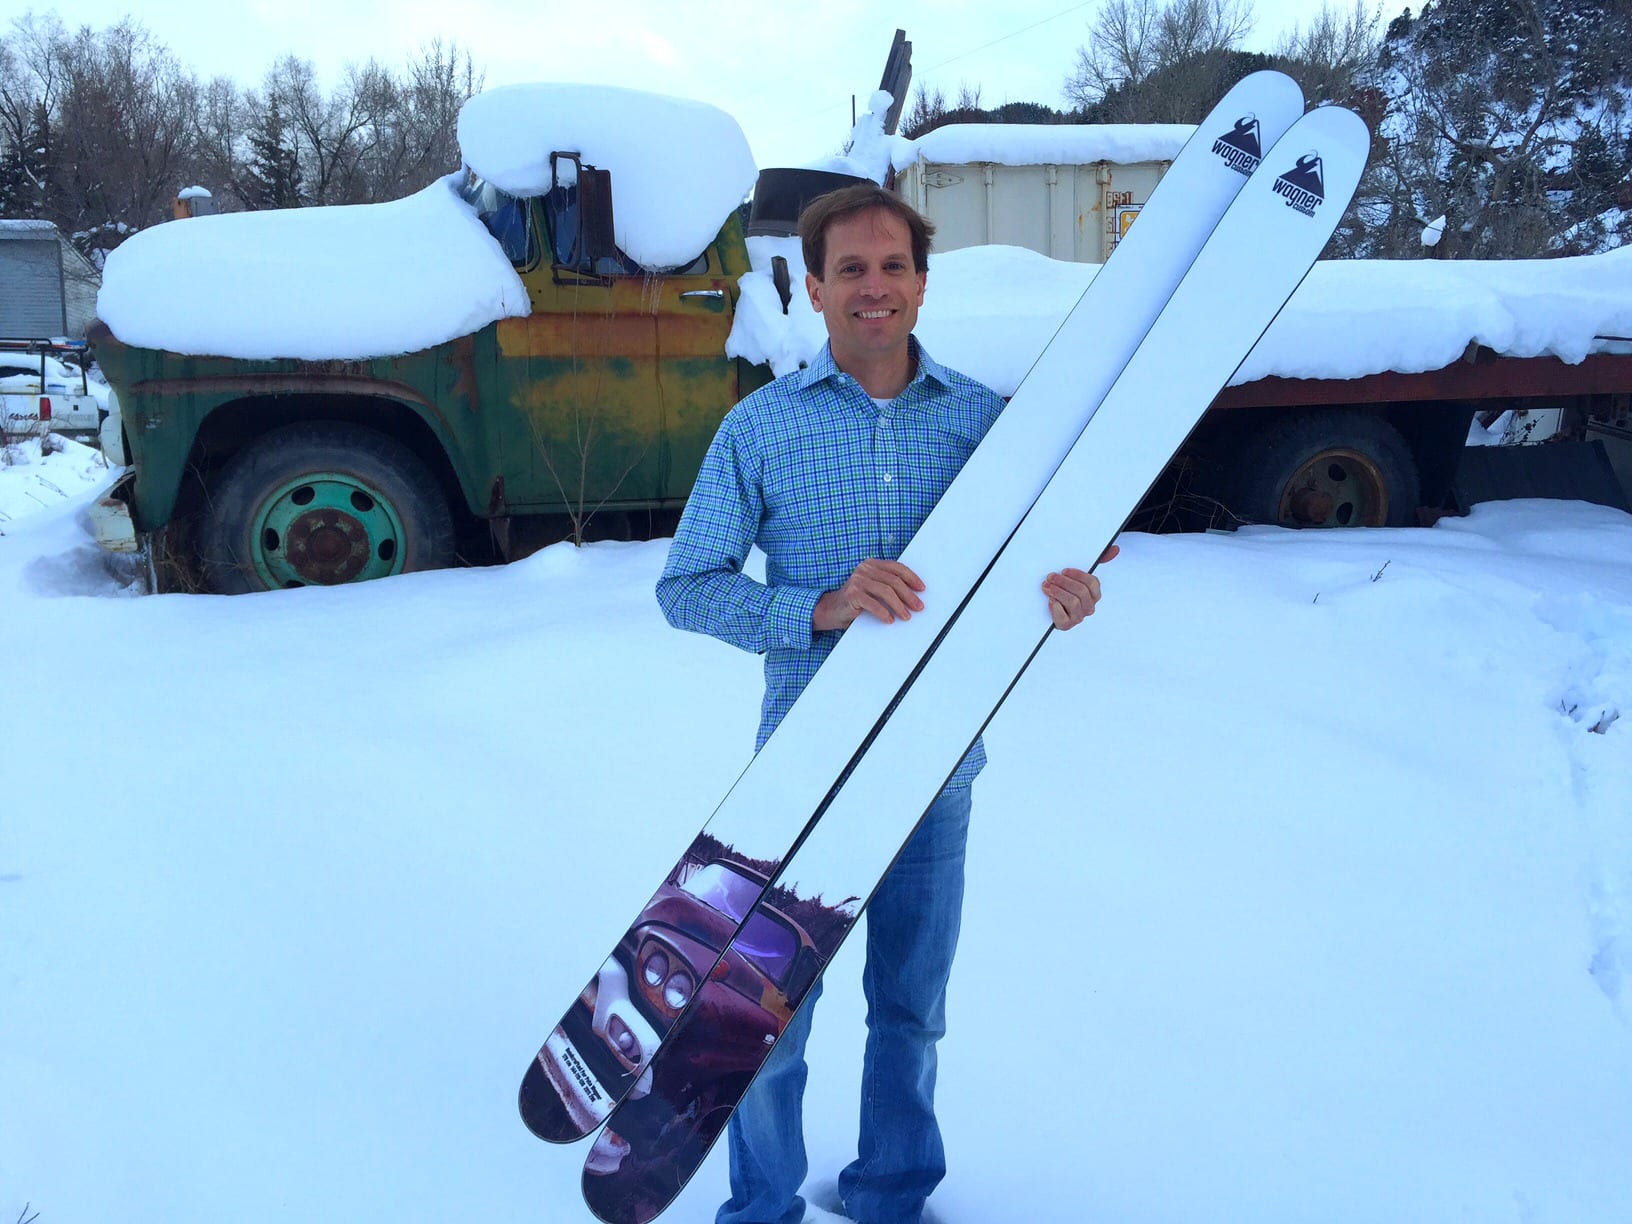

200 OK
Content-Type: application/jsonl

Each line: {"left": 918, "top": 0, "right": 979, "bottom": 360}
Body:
{"left": 813, "top": 558, "right": 926, "bottom": 632}
{"left": 1043, "top": 543, "right": 1120, "bottom": 630}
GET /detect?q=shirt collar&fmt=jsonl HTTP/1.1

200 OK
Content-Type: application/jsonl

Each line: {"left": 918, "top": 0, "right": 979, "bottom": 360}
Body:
{"left": 796, "top": 335, "right": 952, "bottom": 397}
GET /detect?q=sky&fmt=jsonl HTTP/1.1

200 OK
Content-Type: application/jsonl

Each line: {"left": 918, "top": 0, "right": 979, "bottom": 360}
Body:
{"left": 7, "top": 0, "right": 1386, "bottom": 169}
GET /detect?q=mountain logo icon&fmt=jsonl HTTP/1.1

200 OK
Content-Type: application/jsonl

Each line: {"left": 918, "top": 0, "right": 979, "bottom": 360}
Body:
{"left": 1211, "top": 114, "right": 1263, "bottom": 176}
{"left": 1272, "top": 152, "right": 1326, "bottom": 216}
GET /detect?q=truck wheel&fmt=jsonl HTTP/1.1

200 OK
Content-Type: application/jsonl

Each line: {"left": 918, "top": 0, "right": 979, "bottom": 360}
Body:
{"left": 1230, "top": 409, "right": 1420, "bottom": 528}
{"left": 198, "top": 422, "right": 455, "bottom": 593}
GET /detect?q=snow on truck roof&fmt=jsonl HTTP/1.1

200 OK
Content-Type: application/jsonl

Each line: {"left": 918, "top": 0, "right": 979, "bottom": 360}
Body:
{"left": 457, "top": 83, "right": 756, "bottom": 270}
{"left": 97, "top": 173, "right": 532, "bottom": 362}
{"left": 96, "top": 84, "right": 754, "bottom": 361}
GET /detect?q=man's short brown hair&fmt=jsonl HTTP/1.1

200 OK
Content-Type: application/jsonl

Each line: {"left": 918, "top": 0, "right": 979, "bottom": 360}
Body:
{"left": 798, "top": 183, "right": 935, "bottom": 280}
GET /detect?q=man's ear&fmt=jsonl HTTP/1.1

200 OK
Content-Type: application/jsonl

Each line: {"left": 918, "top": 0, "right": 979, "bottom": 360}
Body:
{"left": 806, "top": 272, "right": 824, "bottom": 313}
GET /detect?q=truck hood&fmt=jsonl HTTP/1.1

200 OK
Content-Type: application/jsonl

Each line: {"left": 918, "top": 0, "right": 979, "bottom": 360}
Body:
{"left": 95, "top": 173, "right": 530, "bottom": 362}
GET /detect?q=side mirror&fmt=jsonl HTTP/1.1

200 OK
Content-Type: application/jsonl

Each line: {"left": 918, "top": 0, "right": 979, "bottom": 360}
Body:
{"left": 771, "top": 256, "right": 791, "bottom": 315}
{"left": 548, "top": 151, "right": 618, "bottom": 272}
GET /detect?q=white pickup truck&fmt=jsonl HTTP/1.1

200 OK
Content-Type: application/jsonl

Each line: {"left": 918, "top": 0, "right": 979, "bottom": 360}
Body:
{"left": 0, "top": 340, "right": 107, "bottom": 442}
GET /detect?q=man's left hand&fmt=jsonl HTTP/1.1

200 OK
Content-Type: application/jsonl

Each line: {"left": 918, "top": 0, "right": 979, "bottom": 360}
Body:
{"left": 1043, "top": 544, "right": 1120, "bottom": 630}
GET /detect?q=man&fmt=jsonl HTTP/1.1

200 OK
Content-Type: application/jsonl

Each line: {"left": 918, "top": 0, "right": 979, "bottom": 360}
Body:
{"left": 656, "top": 183, "right": 1112, "bottom": 1224}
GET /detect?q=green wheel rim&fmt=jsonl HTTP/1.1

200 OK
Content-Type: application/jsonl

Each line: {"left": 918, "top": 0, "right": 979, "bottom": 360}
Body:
{"left": 247, "top": 471, "right": 411, "bottom": 589}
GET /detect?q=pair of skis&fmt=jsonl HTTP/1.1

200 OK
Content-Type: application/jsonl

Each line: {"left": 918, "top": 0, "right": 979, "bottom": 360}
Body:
{"left": 523, "top": 72, "right": 1369, "bottom": 1224}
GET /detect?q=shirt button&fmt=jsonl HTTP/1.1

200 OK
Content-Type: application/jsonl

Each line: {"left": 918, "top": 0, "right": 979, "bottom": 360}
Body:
{"left": 882, "top": 473, "right": 893, "bottom": 483}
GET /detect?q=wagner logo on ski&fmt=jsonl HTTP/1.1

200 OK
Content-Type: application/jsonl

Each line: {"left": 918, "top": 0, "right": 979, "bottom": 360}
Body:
{"left": 1212, "top": 114, "right": 1264, "bottom": 175}
{"left": 1273, "top": 152, "right": 1326, "bottom": 215}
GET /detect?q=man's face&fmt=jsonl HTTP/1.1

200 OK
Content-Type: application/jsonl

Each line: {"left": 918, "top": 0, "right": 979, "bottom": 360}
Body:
{"left": 806, "top": 208, "right": 927, "bottom": 368}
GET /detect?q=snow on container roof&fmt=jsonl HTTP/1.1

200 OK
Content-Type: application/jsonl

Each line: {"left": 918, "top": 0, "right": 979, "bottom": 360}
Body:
{"left": 893, "top": 123, "right": 1195, "bottom": 171}
{"left": 97, "top": 173, "right": 530, "bottom": 361}
{"left": 457, "top": 83, "right": 756, "bottom": 270}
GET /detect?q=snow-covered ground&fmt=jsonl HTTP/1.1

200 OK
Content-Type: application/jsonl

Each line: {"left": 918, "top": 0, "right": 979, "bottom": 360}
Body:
{"left": 0, "top": 435, "right": 114, "bottom": 529}
{"left": 2, "top": 456, "right": 1629, "bottom": 1222}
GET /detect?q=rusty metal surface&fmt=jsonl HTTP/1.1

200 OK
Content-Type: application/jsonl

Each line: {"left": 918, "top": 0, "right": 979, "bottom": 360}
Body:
{"left": 1213, "top": 351, "right": 1632, "bottom": 410}
{"left": 130, "top": 373, "right": 437, "bottom": 411}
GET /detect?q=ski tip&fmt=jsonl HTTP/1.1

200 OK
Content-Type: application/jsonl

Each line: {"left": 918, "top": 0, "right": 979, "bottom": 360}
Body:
{"left": 518, "top": 1058, "right": 596, "bottom": 1145}
{"left": 581, "top": 1125, "right": 667, "bottom": 1224}
{"left": 1203, "top": 71, "right": 1308, "bottom": 174}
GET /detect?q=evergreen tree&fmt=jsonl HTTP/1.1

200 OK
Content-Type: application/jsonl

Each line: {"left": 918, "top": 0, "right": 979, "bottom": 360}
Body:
{"left": 240, "top": 95, "right": 302, "bottom": 208}
{"left": 10, "top": 100, "right": 52, "bottom": 216}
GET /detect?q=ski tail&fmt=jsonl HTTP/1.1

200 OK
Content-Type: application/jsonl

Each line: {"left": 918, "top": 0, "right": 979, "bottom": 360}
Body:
{"left": 577, "top": 103, "right": 1373, "bottom": 1224}
{"left": 518, "top": 70, "right": 1306, "bottom": 1148}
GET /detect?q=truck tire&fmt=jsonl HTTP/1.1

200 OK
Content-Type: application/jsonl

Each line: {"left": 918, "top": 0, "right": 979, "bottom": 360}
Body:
{"left": 1230, "top": 408, "right": 1420, "bottom": 528}
{"left": 198, "top": 421, "right": 455, "bottom": 594}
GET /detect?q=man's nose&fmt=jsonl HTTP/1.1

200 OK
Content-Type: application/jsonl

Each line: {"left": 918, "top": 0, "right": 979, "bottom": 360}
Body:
{"left": 859, "top": 267, "right": 887, "bottom": 296}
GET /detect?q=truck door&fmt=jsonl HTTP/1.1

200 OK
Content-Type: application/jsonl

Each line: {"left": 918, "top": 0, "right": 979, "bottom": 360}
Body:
{"left": 492, "top": 176, "right": 738, "bottom": 519}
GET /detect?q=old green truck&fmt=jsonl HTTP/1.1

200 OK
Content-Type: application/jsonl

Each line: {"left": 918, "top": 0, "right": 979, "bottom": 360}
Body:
{"left": 88, "top": 84, "right": 1632, "bottom": 594}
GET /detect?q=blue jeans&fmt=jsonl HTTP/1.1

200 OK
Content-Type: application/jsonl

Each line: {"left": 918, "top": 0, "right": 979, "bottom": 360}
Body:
{"left": 716, "top": 785, "right": 973, "bottom": 1224}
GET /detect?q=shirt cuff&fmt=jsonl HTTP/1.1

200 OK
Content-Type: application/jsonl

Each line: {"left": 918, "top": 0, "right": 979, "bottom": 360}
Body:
{"left": 766, "top": 585, "right": 824, "bottom": 651}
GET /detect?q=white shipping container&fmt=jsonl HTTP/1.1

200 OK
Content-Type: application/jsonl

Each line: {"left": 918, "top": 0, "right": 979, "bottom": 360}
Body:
{"left": 889, "top": 123, "right": 1194, "bottom": 264}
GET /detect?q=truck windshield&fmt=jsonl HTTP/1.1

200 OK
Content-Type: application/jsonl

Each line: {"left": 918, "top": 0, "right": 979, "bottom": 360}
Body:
{"left": 460, "top": 176, "right": 535, "bottom": 266}
{"left": 682, "top": 862, "right": 801, "bottom": 989}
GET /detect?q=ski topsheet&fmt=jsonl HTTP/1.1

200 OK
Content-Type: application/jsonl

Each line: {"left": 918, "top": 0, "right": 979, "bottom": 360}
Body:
{"left": 578, "top": 103, "right": 1373, "bottom": 1224}
{"left": 518, "top": 70, "right": 1306, "bottom": 1146}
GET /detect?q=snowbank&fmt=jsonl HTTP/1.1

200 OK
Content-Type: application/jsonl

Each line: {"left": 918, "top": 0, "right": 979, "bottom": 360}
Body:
{"left": 730, "top": 242, "right": 1632, "bottom": 394}
{"left": 458, "top": 84, "right": 756, "bottom": 269}
{"left": 1, "top": 476, "right": 1629, "bottom": 1224}
{"left": 96, "top": 174, "right": 530, "bottom": 361}
{"left": 0, "top": 435, "right": 112, "bottom": 526}
{"left": 1239, "top": 244, "right": 1632, "bottom": 382}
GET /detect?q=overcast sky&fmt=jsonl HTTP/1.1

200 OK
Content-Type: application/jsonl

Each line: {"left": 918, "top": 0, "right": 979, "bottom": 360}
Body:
{"left": 9, "top": 1, "right": 1384, "bottom": 168}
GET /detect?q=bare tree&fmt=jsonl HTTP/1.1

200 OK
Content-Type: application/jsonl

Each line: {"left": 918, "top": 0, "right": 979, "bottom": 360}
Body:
{"left": 48, "top": 19, "right": 202, "bottom": 250}
{"left": 1065, "top": 0, "right": 1254, "bottom": 108}
{"left": 1157, "top": 0, "right": 1256, "bottom": 61}
{"left": 267, "top": 54, "right": 395, "bottom": 205}
{"left": 193, "top": 75, "right": 248, "bottom": 205}
{"left": 1276, "top": 1, "right": 1383, "bottom": 103}
{"left": 1065, "top": 0, "right": 1163, "bottom": 104}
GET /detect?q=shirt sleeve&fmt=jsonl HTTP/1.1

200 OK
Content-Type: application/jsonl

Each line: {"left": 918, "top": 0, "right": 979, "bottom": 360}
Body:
{"left": 655, "top": 408, "right": 823, "bottom": 655}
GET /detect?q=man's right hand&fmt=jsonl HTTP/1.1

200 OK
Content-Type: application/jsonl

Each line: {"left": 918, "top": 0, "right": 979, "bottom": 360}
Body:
{"left": 812, "top": 558, "right": 926, "bottom": 631}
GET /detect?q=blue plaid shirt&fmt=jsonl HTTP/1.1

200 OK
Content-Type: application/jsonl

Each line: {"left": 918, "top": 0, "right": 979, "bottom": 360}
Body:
{"left": 656, "top": 337, "right": 1005, "bottom": 789}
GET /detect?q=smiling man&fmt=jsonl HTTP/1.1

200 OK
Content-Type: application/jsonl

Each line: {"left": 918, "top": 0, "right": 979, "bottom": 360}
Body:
{"left": 656, "top": 183, "right": 1110, "bottom": 1224}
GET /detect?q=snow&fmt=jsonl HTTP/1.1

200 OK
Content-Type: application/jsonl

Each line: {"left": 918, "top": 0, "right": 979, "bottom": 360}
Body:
{"left": 797, "top": 99, "right": 1192, "bottom": 189}
{"left": 177, "top": 185, "right": 212, "bottom": 200}
{"left": 0, "top": 435, "right": 111, "bottom": 526}
{"left": 96, "top": 173, "right": 529, "bottom": 361}
{"left": 2, "top": 474, "right": 1629, "bottom": 1224}
{"left": 893, "top": 122, "right": 1194, "bottom": 171}
{"left": 457, "top": 84, "right": 757, "bottom": 270}
{"left": 730, "top": 243, "right": 1632, "bottom": 393}
{"left": 1422, "top": 213, "right": 1447, "bottom": 247}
